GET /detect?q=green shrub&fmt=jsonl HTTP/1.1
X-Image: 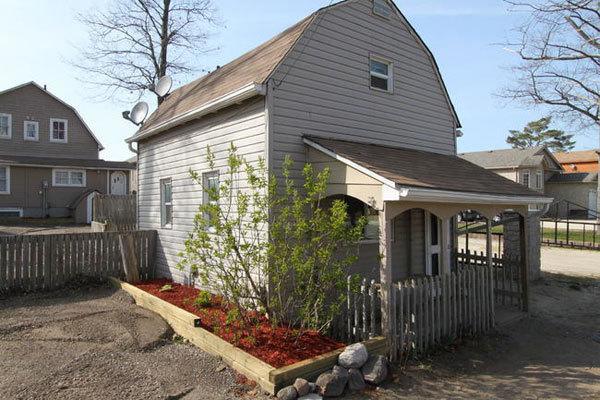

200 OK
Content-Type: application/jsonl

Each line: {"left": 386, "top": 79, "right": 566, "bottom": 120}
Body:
{"left": 194, "top": 291, "right": 212, "bottom": 308}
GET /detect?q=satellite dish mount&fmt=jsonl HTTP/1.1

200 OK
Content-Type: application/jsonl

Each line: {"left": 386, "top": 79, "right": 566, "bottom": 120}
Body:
{"left": 149, "top": 76, "right": 173, "bottom": 98}
{"left": 122, "top": 101, "right": 149, "bottom": 126}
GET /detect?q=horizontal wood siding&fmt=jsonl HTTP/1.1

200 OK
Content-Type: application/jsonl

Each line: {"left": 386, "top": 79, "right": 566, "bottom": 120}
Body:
{"left": 137, "top": 98, "right": 267, "bottom": 282}
{"left": 269, "top": 0, "right": 457, "bottom": 175}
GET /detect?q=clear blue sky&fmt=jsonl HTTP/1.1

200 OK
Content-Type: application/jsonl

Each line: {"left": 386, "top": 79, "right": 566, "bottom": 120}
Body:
{"left": 1, "top": 0, "right": 597, "bottom": 161}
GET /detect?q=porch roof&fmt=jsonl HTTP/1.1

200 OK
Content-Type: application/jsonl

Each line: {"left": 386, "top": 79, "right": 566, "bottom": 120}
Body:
{"left": 304, "top": 137, "right": 552, "bottom": 205}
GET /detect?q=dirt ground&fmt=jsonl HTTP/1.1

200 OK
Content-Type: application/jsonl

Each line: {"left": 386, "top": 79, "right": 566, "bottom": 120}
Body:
{"left": 348, "top": 273, "right": 600, "bottom": 400}
{"left": 0, "top": 281, "right": 267, "bottom": 400}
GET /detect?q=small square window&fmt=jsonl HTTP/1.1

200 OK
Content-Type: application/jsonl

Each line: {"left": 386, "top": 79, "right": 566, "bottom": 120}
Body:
{"left": 369, "top": 57, "right": 393, "bottom": 92}
{"left": 160, "top": 178, "right": 173, "bottom": 228}
{"left": 24, "top": 121, "right": 39, "bottom": 141}
{"left": 50, "top": 118, "right": 68, "bottom": 143}
{"left": 0, "top": 113, "right": 12, "bottom": 139}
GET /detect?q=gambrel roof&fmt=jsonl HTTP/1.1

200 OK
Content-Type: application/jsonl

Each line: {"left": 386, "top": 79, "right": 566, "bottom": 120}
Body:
{"left": 128, "top": 0, "right": 460, "bottom": 143}
{"left": 0, "top": 81, "right": 104, "bottom": 151}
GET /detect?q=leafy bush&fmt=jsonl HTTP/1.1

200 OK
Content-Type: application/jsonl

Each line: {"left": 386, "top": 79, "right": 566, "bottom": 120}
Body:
{"left": 194, "top": 291, "right": 212, "bottom": 308}
{"left": 178, "top": 144, "right": 365, "bottom": 332}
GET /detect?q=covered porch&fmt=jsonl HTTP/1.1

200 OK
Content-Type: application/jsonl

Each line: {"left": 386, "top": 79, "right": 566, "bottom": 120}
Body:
{"left": 305, "top": 137, "right": 552, "bottom": 355}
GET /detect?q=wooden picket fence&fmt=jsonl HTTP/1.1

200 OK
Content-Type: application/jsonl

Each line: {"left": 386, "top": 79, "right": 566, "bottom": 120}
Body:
{"left": 456, "top": 249, "right": 523, "bottom": 309}
{"left": 0, "top": 230, "right": 156, "bottom": 293}
{"left": 389, "top": 265, "right": 495, "bottom": 361}
{"left": 93, "top": 194, "right": 137, "bottom": 231}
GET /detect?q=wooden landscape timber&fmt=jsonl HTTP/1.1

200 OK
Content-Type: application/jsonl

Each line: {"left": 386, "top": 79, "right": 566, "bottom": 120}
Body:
{"left": 109, "top": 278, "right": 387, "bottom": 394}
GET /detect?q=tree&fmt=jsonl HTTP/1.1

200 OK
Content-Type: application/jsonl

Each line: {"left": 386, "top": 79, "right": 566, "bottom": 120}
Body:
{"left": 501, "top": 1, "right": 600, "bottom": 131}
{"left": 507, "top": 116, "right": 576, "bottom": 151}
{"left": 178, "top": 144, "right": 365, "bottom": 332}
{"left": 72, "top": 0, "right": 218, "bottom": 104}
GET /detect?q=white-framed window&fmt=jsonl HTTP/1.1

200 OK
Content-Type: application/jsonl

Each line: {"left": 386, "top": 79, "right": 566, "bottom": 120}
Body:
{"left": 160, "top": 178, "right": 173, "bottom": 228}
{"left": 0, "top": 166, "right": 10, "bottom": 194}
{"left": 0, "top": 113, "right": 12, "bottom": 139}
{"left": 23, "top": 120, "right": 39, "bottom": 141}
{"left": 369, "top": 56, "right": 393, "bottom": 93}
{"left": 521, "top": 170, "right": 530, "bottom": 188}
{"left": 373, "top": 0, "right": 392, "bottom": 18}
{"left": 52, "top": 169, "right": 86, "bottom": 187}
{"left": 202, "top": 171, "right": 219, "bottom": 231}
{"left": 535, "top": 170, "right": 543, "bottom": 190}
{"left": 49, "top": 118, "right": 68, "bottom": 143}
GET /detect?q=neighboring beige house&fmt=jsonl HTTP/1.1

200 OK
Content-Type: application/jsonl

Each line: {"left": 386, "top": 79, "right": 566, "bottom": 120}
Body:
{"left": 127, "top": 0, "right": 550, "bottom": 288}
{"left": 0, "top": 82, "right": 135, "bottom": 221}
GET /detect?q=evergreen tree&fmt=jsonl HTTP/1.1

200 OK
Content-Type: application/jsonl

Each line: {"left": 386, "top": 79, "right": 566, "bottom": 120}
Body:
{"left": 506, "top": 116, "right": 576, "bottom": 152}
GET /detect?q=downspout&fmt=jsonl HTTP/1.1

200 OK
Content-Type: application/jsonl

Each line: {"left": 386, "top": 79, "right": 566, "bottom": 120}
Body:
{"left": 128, "top": 141, "right": 138, "bottom": 155}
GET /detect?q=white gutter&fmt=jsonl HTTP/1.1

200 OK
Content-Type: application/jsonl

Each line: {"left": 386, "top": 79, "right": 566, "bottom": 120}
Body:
{"left": 0, "top": 162, "right": 134, "bottom": 171}
{"left": 126, "top": 83, "right": 267, "bottom": 143}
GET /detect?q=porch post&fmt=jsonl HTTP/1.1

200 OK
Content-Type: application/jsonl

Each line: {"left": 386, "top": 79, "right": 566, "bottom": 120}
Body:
{"left": 441, "top": 218, "right": 451, "bottom": 274}
{"left": 486, "top": 218, "right": 493, "bottom": 267}
{"left": 379, "top": 203, "right": 393, "bottom": 346}
{"left": 519, "top": 214, "right": 530, "bottom": 312}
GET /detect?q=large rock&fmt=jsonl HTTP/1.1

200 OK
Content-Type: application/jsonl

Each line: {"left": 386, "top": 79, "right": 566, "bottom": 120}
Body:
{"left": 316, "top": 367, "right": 348, "bottom": 397}
{"left": 347, "top": 368, "right": 366, "bottom": 392}
{"left": 338, "top": 343, "right": 369, "bottom": 369}
{"left": 277, "top": 385, "right": 298, "bottom": 400}
{"left": 293, "top": 378, "right": 310, "bottom": 397}
{"left": 361, "top": 355, "right": 388, "bottom": 385}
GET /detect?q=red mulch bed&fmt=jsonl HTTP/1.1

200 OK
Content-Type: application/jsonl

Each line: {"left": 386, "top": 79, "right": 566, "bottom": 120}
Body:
{"left": 135, "top": 279, "right": 345, "bottom": 368}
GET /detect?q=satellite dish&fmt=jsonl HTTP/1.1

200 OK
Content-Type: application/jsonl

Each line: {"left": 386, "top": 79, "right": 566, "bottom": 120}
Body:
{"left": 129, "top": 101, "right": 149, "bottom": 125}
{"left": 154, "top": 76, "right": 173, "bottom": 97}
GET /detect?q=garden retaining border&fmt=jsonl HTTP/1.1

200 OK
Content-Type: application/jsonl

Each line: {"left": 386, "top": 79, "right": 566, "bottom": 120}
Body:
{"left": 109, "top": 278, "right": 387, "bottom": 394}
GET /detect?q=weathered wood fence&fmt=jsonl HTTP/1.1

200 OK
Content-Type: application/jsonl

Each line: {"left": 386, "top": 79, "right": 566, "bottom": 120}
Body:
{"left": 0, "top": 230, "right": 156, "bottom": 293}
{"left": 337, "top": 256, "right": 521, "bottom": 359}
{"left": 456, "top": 249, "right": 523, "bottom": 309}
{"left": 93, "top": 194, "right": 137, "bottom": 231}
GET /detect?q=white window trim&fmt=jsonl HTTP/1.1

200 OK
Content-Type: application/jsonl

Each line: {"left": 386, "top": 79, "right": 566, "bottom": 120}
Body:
{"left": 521, "top": 169, "right": 531, "bottom": 188}
{"left": 0, "top": 113, "right": 12, "bottom": 139}
{"left": 52, "top": 169, "right": 86, "bottom": 187}
{"left": 535, "top": 170, "right": 543, "bottom": 189}
{"left": 0, "top": 207, "right": 23, "bottom": 217}
{"left": 373, "top": 0, "right": 392, "bottom": 19}
{"left": 23, "top": 120, "right": 39, "bottom": 141}
{"left": 160, "top": 178, "right": 173, "bottom": 229}
{"left": 0, "top": 165, "right": 10, "bottom": 195}
{"left": 369, "top": 55, "right": 394, "bottom": 93}
{"left": 49, "top": 118, "right": 68, "bottom": 143}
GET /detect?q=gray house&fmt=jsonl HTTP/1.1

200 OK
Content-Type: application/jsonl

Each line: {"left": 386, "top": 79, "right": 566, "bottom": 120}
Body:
{"left": 127, "top": 0, "right": 550, "bottom": 288}
{"left": 0, "top": 82, "right": 135, "bottom": 221}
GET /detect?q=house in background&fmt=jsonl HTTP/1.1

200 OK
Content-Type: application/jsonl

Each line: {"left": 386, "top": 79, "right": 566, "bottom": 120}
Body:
{"left": 127, "top": 0, "right": 550, "bottom": 297}
{"left": 459, "top": 147, "right": 563, "bottom": 211}
{"left": 548, "top": 149, "right": 599, "bottom": 219}
{"left": 0, "top": 81, "right": 135, "bottom": 222}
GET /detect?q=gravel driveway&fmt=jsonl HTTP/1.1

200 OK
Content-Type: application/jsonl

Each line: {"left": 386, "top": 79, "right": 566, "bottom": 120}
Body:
{"left": 0, "top": 282, "right": 267, "bottom": 400}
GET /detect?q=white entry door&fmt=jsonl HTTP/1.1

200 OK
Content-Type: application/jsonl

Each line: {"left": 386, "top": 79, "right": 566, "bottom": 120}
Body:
{"left": 110, "top": 171, "right": 127, "bottom": 195}
{"left": 86, "top": 192, "right": 96, "bottom": 224}
{"left": 589, "top": 190, "right": 598, "bottom": 219}
{"left": 424, "top": 211, "right": 441, "bottom": 276}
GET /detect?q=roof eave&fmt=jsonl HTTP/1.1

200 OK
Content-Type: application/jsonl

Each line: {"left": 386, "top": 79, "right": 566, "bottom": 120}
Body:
{"left": 126, "top": 83, "right": 267, "bottom": 143}
{"left": 396, "top": 186, "right": 553, "bottom": 206}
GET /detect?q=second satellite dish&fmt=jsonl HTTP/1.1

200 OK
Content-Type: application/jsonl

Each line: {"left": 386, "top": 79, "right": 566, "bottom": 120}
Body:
{"left": 130, "top": 101, "right": 149, "bottom": 125}
{"left": 154, "top": 76, "right": 173, "bottom": 97}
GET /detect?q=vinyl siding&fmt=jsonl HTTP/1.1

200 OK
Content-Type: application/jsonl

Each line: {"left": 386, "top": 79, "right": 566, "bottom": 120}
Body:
{"left": 136, "top": 98, "right": 267, "bottom": 283}
{"left": 268, "top": 0, "right": 457, "bottom": 175}
{"left": 0, "top": 84, "right": 99, "bottom": 159}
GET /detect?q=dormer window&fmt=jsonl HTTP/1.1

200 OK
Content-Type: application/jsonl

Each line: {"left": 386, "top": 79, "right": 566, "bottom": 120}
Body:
{"left": 50, "top": 118, "right": 68, "bottom": 143}
{"left": 369, "top": 57, "right": 393, "bottom": 93}
{"left": 0, "top": 113, "right": 11, "bottom": 139}
{"left": 373, "top": 0, "right": 392, "bottom": 18}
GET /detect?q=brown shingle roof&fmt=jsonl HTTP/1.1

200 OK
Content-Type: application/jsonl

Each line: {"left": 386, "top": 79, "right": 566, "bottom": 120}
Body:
{"left": 138, "top": 14, "right": 315, "bottom": 136}
{"left": 308, "top": 137, "right": 543, "bottom": 198}
{"left": 0, "top": 155, "right": 135, "bottom": 170}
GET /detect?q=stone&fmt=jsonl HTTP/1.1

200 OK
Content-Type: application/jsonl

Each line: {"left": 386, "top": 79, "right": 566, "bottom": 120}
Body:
{"left": 277, "top": 385, "right": 298, "bottom": 400}
{"left": 293, "top": 378, "right": 311, "bottom": 397}
{"left": 338, "top": 342, "right": 369, "bottom": 369}
{"left": 347, "top": 368, "right": 366, "bottom": 392}
{"left": 215, "top": 363, "right": 226, "bottom": 372}
{"left": 316, "top": 367, "right": 348, "bottom": 398}
{"left": 361, "top": 355, "right": 388, "bottom": 385}
{"left": 298, "top": 394, "right": 322, "bottom": 400}
{"left": 308, "top": 382, "right": 317, "bottom": 393}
